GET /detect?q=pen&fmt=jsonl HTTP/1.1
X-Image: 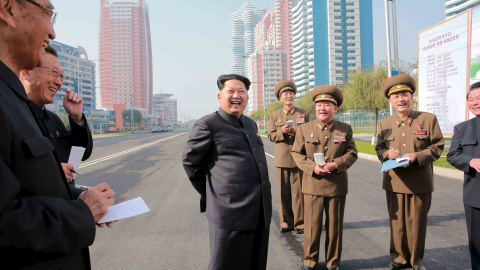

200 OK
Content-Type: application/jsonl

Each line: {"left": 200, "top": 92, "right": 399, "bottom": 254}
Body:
{"left": 69, "top": 169, "right": 80, "bottom": 175}
{"left": 390, "top": 146, "right": 395, "bottom": 150}
{"left": 75, "top": 184, "right": 119, "bottom": 196}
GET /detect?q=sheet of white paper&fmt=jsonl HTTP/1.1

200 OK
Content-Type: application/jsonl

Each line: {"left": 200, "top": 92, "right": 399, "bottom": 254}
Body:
{"left": 68, "top": 146, "right": 86, "bottom": 170}
{"left": 98, "top": 197, "right": 150, "bottom": 223}
{"left": 396, "top": 157, "right": 410, "bottom": 163}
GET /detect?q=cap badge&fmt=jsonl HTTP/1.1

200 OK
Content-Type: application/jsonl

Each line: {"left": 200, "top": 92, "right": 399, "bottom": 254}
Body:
{"left": 397, "top": 85, "right": 401, "bottom": 88}
{"left": 321, "top": 94, "right": 326, "bottom": 98}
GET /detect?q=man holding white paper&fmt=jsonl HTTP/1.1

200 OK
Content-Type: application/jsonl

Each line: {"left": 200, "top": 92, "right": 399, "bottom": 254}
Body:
{"left": 375, "top": 75, "right": 444, "bottom": 270}
{"left": 268, "top": 80, "right": 310, "bottom": 234}
{"left": 20, "top": 46, "right": 93, "bottom": 187}
{"left": 291, "top": 85, "right": 357, "bottom": 270}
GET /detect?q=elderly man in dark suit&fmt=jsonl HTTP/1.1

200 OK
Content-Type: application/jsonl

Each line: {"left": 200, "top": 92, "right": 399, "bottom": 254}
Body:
{"left": 182, "top": 74, "right": 272, "bottom": 270}
{"left": 447, "top": 81, "right": 480, "bottom": 270}
{"left": 20, "top": 45, "right": 93, "bottom": 190}
{"left": 0, "top": 0, "right": 115, "bottom": 269}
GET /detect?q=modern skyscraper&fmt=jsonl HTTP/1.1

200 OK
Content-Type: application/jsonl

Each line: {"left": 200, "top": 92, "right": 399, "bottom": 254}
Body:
{"left": 229, "top": 0, "right": 266, "bottom": 75}
{"left": 152, "top": 93, "right": 177, "bottom": 125}
{"left": 292, "top": 0, "right": 374, "bottom": 91}
{"left": 48, "top": 41, "right": 96, "bottom": 116}
{"left": 445, "top": 0, "right": 480, "bottom": 18}
{"left": 275, "top": 0, "right": 296, "bottom": 81}
{"left": 100, "top": 0, "right": 153, "bottom": 114}
{"left": 246, "top": 9, "right": 291, "bottom": 115}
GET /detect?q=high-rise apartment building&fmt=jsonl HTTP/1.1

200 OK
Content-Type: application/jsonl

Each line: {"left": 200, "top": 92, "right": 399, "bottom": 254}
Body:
{"left": 246, "top": 45, "right": 288, "bottom": 114}
{"left": 100, "top": 0, "right": 153, "bottom": 114}
{"left": 275, "top": 0, "right": 296, "bottom": 80}
{"left": 229, "top": 1, "right": 266, "bottom": 75}
{"left": 445, "top": 0, "right": 480, "bottom": 18}
{"left": 292, "top": 0, "right": 373, "bottom": 91}
{"left": 47, "top": 41, "right": 96, "bottom": 116}
{"left": 152, "top": 93, "right": 177, "bottom": 125}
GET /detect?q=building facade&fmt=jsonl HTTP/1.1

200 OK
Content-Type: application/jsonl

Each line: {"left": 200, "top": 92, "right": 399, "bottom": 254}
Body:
{"left": 152, "top": 93, "right": 177, "bottom": 126}
{"left": 229, "top": 0, "right": 266, "bottom": 75}
{"left": 100, "top": 0, "right": 153, "bottom": 114}
{"left": 292, "top": 0, "right": 374, "bottom": 91}
{"left": 48, "top": 41, "right": 96, "bottom": 116}
{"left": 275, "top": 0, "right": 296, "bottom": 80}
{"left": 445, "top": 0, "right": 480, "bottom": 18}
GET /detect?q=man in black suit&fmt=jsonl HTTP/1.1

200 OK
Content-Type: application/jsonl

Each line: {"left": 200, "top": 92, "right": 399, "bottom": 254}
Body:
{"left": 20, "top": 45, "right": 93, "bottom": 186}
{"left": 447, "top": 81, "right": 480, "bottom": 270}
{"left": 0, "top": 0, "right": 115, "bottom": 269}
{"left": 182, "top": 74, "right": 272, "bottom": 270}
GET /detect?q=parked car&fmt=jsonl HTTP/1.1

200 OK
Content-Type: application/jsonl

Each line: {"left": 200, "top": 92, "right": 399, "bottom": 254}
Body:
{"left": 151, "top": 126, "right": 161, "bottom": 133}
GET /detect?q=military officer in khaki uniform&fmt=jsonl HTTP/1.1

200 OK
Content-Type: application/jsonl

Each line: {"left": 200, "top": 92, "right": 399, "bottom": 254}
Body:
{"left": 375, "top": 74, "right": 444, "bottom": 270}
{"left": 268, "top": 80, "right": 310, "bottom": 234}
{"left": 291, "top": 86, "right": 358, "bottom": 270}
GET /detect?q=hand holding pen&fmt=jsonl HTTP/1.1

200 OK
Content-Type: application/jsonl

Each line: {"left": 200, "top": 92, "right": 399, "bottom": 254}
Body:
{"left": 388, "top": 146, "right": 400, "bottom": 159}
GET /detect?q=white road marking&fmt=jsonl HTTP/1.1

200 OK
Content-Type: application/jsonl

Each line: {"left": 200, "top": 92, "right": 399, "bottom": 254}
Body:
{"left": 79, "top": 133, "right": 187, "bottom": 169}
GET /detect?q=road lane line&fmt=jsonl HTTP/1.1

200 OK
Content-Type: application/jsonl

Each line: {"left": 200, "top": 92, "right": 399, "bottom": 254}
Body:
{"left": 265, "top": 152, "right": 274, "bottom": 159}
{"left": 79, "top": 133, "right": 187, "bottom": 169}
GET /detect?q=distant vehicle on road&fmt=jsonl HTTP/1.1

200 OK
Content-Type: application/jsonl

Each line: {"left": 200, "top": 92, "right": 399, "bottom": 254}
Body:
{"left": 164, "top": 124, "right": 173, "bottom": 132}
{"left": 151, "top": 126, "right": 161, "bottom": 133}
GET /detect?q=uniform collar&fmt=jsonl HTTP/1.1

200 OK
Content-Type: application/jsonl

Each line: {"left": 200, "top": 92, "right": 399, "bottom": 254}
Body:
{"left": 283, "top": 106, "right": 295, "bottom": 115}
{"left": 317, "top": 120, "right": 334, "bottom": 131}
{"left": 218, "top": 108, "right": 243, "bottom": 129}
{"left": 0, "top": 60, "right": 29, "bottom": 101}
{"left": 395, "top": 110, "right": 414, "bottom": 127}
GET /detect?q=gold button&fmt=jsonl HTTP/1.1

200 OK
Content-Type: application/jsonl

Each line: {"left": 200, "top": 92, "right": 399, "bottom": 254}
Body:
{"left": 325, "top": 157, "right": 329, "bottom": 160}
{"left": 401, "top": 123, "right": 405, "bottom": 126}
{"left": 324, "top": 127, "right": 327, "bottom": 130}
{"left": 325, "top": 146, "right": 328, "bottom": 150}
{"left": 402, "top": 144, "right": 406, "bottom": 147}
{"left": 324, "top": 136, "right": 328, "bottom": 139}
{"left": 402, "top": 133, "right": 405, "bottom": 137}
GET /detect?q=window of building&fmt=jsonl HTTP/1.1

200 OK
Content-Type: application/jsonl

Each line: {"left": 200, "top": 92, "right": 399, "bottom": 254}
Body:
{"left": 348, "top": 50, "right": 356, "bottom": 53}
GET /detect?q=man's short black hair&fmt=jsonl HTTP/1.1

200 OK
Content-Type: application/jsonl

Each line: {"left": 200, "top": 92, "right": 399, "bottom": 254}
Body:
{"left": 217, "top": 74, "right": 251, "bottom": 91}
{"left": 45, "top": 45, "right": 58, "bottom": 58}
{"left": 467, "top": 81, "right": 480, "bottom": 99}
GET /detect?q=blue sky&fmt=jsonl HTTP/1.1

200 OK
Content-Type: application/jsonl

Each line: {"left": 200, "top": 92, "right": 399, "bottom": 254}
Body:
{"left": 52, "top": 0, "right": 446, "bottom": 120}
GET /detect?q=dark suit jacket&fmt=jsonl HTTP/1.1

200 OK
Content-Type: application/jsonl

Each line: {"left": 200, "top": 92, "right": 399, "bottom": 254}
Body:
{"left": 27, "top": 102, "right": 94, "bottom": 198}
{"left": 447, "top": 117, "right": 480, "bottom": 208}
{"left": 182, "top": 109, "right": 272, "bottom": 231}
{"left": 0, "top": 61, "right": 95, "bottom": 269}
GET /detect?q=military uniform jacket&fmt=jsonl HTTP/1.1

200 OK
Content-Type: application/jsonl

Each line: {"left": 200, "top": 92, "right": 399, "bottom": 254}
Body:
{"left": 447, "top": 117, "right": 480, "bottom": 208}
{"left": 182, "top": 108, "right": 272, "bottom": 231}
{"left": 291, "top": 120, "right": 358, "bottom": 197}
{"left": 268, "top": 107, "right": 310, "bottom": 168}
{"left": 375, "top": 110, "right": 444, "bottom": 194}
{"left": 0, "top": 61, "right": 95, "bottom": 269}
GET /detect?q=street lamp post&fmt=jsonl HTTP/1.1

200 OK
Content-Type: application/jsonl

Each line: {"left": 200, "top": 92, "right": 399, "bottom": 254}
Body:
{"left": 131, "top": 93, "right": 134, "bottom": 134}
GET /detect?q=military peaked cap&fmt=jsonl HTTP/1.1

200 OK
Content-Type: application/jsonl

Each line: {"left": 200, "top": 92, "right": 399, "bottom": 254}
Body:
{"left": 274, "top": 80, "right": 297, "bottom": 100}
{"left": 311, "top": 85, "right": 343, "bottom": 107}
{"left": 383, "top": 74, "right": 416, "bottom": 98}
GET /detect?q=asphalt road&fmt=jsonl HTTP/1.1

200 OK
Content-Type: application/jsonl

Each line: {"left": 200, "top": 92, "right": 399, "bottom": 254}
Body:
{"left": 78, "top": 132, "right": 469, "bottom": 270}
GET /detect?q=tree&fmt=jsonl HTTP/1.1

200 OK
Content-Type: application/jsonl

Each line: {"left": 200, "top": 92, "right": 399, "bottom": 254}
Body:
{"left": 122, "top": 109, "right": 143, "bottom": 127}
{"left": 249, "top": 106, "right": 265, "bottom": 121}
{"left": 265, "top": 100, "right": 283, "bottom": 116}
{"left": 295, "top": 89, "right": 315, "bottom": 117}
{"left": 343, "top": 65, "right": 389, "bottom": 136}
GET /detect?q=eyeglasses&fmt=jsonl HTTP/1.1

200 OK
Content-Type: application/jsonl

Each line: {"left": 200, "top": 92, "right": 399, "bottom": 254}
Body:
{"left": 25, "top": 0, "right": 57, "bottom": 25}
{"left": 38, "top": 66, "right": 66, "bottom": 82}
